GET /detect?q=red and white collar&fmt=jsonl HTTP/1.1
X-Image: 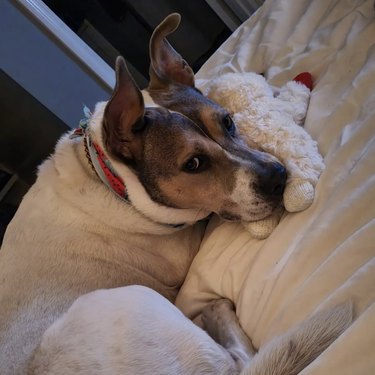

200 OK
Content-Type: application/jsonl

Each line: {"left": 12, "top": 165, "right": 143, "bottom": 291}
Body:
{"left": 70, "top": 122, "right": 129, "bottom": 203}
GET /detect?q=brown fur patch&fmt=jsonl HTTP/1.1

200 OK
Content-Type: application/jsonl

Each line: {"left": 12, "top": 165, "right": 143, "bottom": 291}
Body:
{"left": 136, "top": 109, "right": 238, "bottom": 210}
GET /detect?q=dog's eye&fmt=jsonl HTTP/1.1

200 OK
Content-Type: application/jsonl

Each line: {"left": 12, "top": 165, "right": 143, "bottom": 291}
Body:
{"left": 222, "top": 114, "right": 235, "bottom": 136}
{"left": 183, "top": 155, "right": 210, "bottom": 173}
{"left": 184, "top": 157, "right": 201, "bottom": 172}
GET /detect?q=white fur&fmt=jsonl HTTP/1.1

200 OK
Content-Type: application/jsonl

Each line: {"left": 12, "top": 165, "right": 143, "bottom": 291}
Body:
{"left": 28, "top": 286, "right": 352, "bottom": 375}
{"left": 204, "top": 72, "right": 325, "bottom": 239}
{"left": 230, "top": 168, "right": 276, "bottom": 220}
{"left": 28, "top": 286, "right": 236, "bottom": 375}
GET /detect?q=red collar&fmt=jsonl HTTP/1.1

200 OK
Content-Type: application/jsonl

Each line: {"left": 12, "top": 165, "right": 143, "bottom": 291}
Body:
{"left": 71, "top": 127, "right": 129, "bottom": 201}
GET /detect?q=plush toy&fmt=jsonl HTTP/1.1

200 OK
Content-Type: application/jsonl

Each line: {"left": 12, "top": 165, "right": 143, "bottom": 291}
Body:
{"left": 203, "top": 72, "right": 325, "bottom": 239}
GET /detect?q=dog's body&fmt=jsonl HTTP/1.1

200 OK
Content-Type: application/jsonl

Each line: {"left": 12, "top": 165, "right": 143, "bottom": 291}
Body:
{"left": 28, "top": 286, "right": 352, "bottom": 375}
{"left": 0, "top": 13, "right": 351, "bottom": 375}
{"left": 0, "top": 98, "right": 211, "bottom": 374}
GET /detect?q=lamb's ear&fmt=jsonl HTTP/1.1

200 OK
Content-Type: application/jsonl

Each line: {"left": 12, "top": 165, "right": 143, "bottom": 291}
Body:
{"left": 103, "top": 56, "right": 145, "bottom": 163}
{"left": 149, "top": 13, "right": 195, "bottom": 89}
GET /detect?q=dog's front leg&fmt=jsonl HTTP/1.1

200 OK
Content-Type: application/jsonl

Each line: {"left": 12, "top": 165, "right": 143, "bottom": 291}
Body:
{"left": 202, "top": 299, "right": 255, "bottom": 372}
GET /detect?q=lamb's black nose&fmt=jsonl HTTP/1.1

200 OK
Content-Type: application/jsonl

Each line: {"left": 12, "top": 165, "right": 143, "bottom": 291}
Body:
{"left": 257, "top": 162, "right": 287, "bottom": 199}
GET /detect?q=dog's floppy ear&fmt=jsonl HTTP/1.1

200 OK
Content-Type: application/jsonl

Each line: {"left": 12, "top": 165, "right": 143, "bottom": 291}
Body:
{"left": 149, "top": 13, "right": 195, "bottom": 89}
{"left": 103, "top": 56, "right": 145, "bottom": 163}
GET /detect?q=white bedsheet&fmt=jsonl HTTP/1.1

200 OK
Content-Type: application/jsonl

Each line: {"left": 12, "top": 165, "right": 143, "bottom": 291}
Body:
{"left": 176, "top": 0, "right": 375, "bottom": 373}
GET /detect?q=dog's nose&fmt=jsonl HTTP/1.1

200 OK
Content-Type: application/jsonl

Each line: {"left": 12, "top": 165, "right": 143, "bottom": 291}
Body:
{"left": 257, "top": 162, "right": 287, "bottom": 199}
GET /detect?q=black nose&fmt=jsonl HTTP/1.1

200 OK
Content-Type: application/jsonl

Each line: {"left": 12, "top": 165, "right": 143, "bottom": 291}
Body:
{"left": 257, "top": 162, "right": 287, "bottom": 198}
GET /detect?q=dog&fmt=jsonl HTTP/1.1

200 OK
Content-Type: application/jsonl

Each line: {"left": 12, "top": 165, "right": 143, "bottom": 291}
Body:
{"left": 0, "top": 13, "right": 351, "bottom": 375}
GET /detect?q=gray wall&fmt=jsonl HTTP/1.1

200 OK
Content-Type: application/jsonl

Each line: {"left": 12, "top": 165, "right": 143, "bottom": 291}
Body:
{"left": 0, "top": 0, "right": 111, "bottom": 129}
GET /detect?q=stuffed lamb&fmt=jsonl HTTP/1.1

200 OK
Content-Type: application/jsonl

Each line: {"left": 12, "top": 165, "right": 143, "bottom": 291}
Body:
{"left": 204, "top": 72, "right": 325, "bottom": 239}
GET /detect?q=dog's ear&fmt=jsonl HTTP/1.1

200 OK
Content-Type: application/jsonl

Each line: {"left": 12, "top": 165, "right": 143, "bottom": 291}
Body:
{"left": 103, "top": 56, "right": 145, "bottom": 164}
{"left": 149, "top": 13, "right": 195, "bottom": 89}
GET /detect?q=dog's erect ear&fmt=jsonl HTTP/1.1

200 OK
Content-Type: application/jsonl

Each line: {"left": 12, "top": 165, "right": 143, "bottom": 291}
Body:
{"left": 149, "top": 13, "right": 195, "bottom": 89}
{"left": 103, "top": 56, "right": 145, "bottom": 163}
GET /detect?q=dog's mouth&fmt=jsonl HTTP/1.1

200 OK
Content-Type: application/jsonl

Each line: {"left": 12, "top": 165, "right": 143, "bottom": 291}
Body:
{"left": 219, "top": 211, "right": 242, "bottom": 222}
{"left": 245, "top": 207, "right": 279, "bottom": 222}
{"left": 219, "top": 201, "right": 281, "bottom": 223}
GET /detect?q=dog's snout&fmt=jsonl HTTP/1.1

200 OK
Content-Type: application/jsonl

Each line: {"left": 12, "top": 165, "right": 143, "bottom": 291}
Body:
{"left": 257, "top": 162, "right": 287, "bottom": 198}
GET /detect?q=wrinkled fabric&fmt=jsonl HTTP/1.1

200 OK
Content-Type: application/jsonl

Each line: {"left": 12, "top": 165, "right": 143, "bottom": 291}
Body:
{"left": 176, "top": 0, "right": 375, "bottom": 373}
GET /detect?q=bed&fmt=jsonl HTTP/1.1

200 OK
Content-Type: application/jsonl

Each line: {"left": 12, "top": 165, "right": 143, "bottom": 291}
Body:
{"left": 175, "top": 0, "right": 375, "bottom": 373}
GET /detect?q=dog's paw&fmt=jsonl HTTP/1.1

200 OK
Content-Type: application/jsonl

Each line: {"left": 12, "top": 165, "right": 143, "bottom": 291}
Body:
{"left": 202, "top": 299, "right": 235, "bottom": 341}
{"left": 284, "top": 180, "right": 315, "bottom": 212}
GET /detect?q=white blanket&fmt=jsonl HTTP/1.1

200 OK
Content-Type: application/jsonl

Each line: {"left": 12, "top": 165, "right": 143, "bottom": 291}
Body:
{"left": 176, "top": 0, "right": 375, "bottom": 373}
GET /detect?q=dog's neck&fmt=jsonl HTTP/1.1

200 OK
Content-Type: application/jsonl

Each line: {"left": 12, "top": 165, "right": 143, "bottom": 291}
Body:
{"left": 72, "top": 101, "right": 210, "bottom": 233}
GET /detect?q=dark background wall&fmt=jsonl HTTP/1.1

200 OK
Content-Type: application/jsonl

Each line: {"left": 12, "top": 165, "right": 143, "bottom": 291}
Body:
{"left": 43, "top": 0, "right": 231, "bottom": 85}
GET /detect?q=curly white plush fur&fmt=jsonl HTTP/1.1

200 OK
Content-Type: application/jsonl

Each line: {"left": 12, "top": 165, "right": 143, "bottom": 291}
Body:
{"left": 204, "top": 72, "right": 325, "bottom": 239}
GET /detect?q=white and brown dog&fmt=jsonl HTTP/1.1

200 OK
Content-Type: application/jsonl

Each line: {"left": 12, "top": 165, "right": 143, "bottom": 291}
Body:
{"left": 0, "top": 14, "right": 351, "bottom": 375}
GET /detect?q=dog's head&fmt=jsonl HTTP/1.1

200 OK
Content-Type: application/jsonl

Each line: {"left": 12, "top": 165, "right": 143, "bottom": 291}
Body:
{"left": 102, "top": 45, "right": 285, "bottom": 223}
{"left": 139, "top": 13, "right": 286, "bottom": 221}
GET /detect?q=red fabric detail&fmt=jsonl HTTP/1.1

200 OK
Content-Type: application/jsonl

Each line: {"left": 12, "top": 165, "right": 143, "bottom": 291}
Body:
{"left": 92, "top": 142, "right": 127, "bottom": 198}
{"left": 293, "top": 72, "right": 313, "bottom": 91}
{"left": 73, "top": 128, "right": 84, "bottom": 137}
